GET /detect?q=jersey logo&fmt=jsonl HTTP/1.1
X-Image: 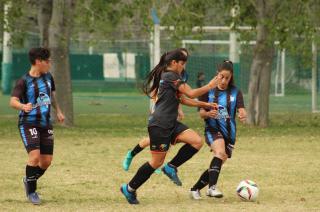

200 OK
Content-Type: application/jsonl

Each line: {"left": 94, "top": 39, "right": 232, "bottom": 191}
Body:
{"left": 215, "top": 105, "right": 230, "bottom": 120}
{"left": 230, "top": 96, "right": 235, "bottom": 102}
{"left": 32, "top": 92, "right": 51, "bottom": 109}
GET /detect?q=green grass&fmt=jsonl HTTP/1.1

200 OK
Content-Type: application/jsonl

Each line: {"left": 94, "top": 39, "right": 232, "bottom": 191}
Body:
{"left": 0, "top": 93, "right": 320, "bottom": 211}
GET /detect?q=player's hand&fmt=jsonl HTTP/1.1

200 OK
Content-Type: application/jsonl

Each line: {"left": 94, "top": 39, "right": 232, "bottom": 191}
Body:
{"left": 207, "top": 110, "right": 218, "bottom": 118}
{"left": 208, "top": 75, "right": 219, "bottom": 89}
{"left": 238, "top": 108, "right": 247, "bottom": 123}
{"left": 57, "top": 111, "right": 65, "bottom": 123}
{"left": 22, "top": 103, "right": 32, "bottom": 113}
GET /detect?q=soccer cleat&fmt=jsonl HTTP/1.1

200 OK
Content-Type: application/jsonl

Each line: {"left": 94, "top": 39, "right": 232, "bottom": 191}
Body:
{"left": 23, "top": 177, "right": 29, "bottom": 197}
{"left": 122, "top": 150, "right": 134, "bottom": 171}
{"left": 154, "top": 168, "right": 161, "bottom": 174}
{"left": 161, "top": 163, "right": 182, "bottom": 186}
{"left": 120, "top": 184, "right": 139, "bottom": 204}
{"left": 206, "top": 186, "right": 223, "bottom": 198}
{"left": 190, "top": 189, "right": 202, "bottom": 200}
{"left": 27, "top": 192, "right": 41, "bottom": 205}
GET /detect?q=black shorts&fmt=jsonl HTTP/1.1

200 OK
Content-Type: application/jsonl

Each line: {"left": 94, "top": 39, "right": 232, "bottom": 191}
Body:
{"left": 204, "top": 127, "right": 234, "bottom": 158}
{"left": 18, "top": 124, "right": 54, "bottom": 155}
{"left": 148, "top": 121, "right": 189, "bottom": 153}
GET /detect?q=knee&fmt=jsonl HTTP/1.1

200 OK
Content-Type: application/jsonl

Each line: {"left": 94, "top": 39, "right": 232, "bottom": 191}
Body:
{"left": 215, "top": 151, "right": 228, "bottom": 162}
{"left": 28, "top": 155, "right": 40, "bottom": 166}
{"left": 149, "top": 159, "right": 164, "bottom": 169}
{"left": 40, "top": 160, "right": 52, "bottom": 169}
{"left": 192, "top": 136, "right": 203, "bottom": 150}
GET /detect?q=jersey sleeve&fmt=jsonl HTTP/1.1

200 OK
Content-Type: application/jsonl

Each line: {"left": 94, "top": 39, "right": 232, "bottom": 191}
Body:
{"left": 198, "top": 92, "right": 209, "bottom": 111}
{"left": 163, "top": 72, "right": 185, "bottom": 90}
{"left": 11, "top": 79, "right": 26, "bottom": 99}
{"left": 236, "top": 90, "right": 245, "bottom": 109}
{"left": 51, "top": 75, "right": 56, "bottom": 91}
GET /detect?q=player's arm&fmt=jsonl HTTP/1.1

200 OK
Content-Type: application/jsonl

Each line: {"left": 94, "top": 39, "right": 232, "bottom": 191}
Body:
{"left": 9, "top": 97, "right": 32, "bottom": 112}
{"left": 9, "top": 79, "right": 32, "bottom": 113}
{"left": 180, "top": 95, "right": 216, "bottom": 110}
{"left": 178, "top": 76, "right": 218, "bottom": 99}
{"left": 236, "top": 91, "right": 246, "bottom": 123}
{"left": 51, "top": 91, "right": 65, "bottom": 123}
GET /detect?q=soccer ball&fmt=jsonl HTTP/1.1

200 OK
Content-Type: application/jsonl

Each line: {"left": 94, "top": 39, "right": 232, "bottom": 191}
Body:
{"left": 236, "top": 180, "right": 259, "bottom": 201}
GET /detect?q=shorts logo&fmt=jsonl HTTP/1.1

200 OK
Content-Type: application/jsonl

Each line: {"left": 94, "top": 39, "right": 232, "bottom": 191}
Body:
{"left": 159, "top": 144, "right": 167, "bottom": 151}
{"left": 33, "top": 92, "right": 51, "bottom": 109}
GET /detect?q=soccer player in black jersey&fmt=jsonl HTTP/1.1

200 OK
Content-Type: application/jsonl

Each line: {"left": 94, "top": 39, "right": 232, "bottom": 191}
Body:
{"left": 10, "top": 47, "right": 65, "bottom": 205}
{"left": 190, "top": 60, "right": 247, "bottom": 200}
{"left": 120, "top": 48, "right": 219, "bottom": 204}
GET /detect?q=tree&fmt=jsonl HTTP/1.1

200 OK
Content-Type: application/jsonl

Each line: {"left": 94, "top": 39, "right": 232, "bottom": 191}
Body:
{"left": 37, "top": 0, "right": 52, "bottom": 47}
{"left": 233, "top": 0, "right": 319, "bottom": 127}
{"left": 49, "top": 0, "right": 75, "bottom": 126}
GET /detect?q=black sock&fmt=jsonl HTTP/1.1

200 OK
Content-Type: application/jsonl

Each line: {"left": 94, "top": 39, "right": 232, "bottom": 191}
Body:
{"left": 131, "top": 144, "right": 144, "bottom": 157}
{"left": 169, "top": 144, "right": 199, "bottom": 168}
{"left": 208, "top": 157, "right": 223, "bottom": 187}
{"left": 26, "top": 165, "right": 38, "bottom": 194}
{"left": 191, "top": 169, "right": 209, "bottom": 191}
{"left": 35, "top": 166, "right": 46, "bottom": 179}
{"left": 128, "top": 162, "right": 155, "bottom": 190}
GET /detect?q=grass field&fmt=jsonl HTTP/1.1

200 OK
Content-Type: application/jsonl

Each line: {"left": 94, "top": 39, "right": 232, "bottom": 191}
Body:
{"left": 0, "top": 93, "right": 320, "bottom": 211}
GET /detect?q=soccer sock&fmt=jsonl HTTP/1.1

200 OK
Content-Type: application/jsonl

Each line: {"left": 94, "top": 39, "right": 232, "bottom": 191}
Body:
{"left": 128, "top": 162, "right": 155, "bottom": 190}
{"left": 168, "top": 144, "right": 199, "bottom": 168}
{"left": 208, "top": 157, "right": 223, "bottom": 188}
{"left": 35, "top": 166, "right": 46, "bottom": 179}
{"left": 131, "top": 144, "right": 144, "bottom": 157}
{"left": 191, "top": 169, "right": 209, "bottom": 191}
{"left": 26, "top": 165, "right": 38, "bottom": 194}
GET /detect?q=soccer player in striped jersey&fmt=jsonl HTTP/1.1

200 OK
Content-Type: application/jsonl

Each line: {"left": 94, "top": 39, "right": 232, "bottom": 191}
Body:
{"left": 9, "top": 47, "right": 65, "bottom": 205}
{"left": 120, "top": 48, "right": 219, "bottom": 204}
{"left": 190, "top": 60, "right": 247, "bottom": 200}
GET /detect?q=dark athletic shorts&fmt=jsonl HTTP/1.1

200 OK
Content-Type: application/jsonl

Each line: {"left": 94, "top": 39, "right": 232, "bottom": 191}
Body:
{"left": 18, "top": 124, "right": 54, "bottom": 155}
{"left": 204, "top": 127, "right": 234, "bottom": 158}
{"left": 148, "top": 121, "right": 189, "bottom": 153}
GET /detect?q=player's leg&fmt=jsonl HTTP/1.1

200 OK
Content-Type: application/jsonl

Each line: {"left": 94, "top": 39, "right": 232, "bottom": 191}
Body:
{"left": 19, "top": 125, "right": 41, "bottom": 204}
{"left": 162, "top": 123, "right": 203, "bottom": 186}
{"left": 121, "top": 126, "right": 169, "bottom": 204}
{"left": 206, "top": 137, "right": 227, "bottom": 198}
{"left": 37, "top": 127, "right": 54, "bottom": 179}
{"left": 123, "top": 137, "right": 149, "bottom": 171}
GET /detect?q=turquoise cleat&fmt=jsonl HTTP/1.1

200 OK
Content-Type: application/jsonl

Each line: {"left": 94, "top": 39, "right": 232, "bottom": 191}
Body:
{"left": 162, "top": 163, "right": 182, "bottom": 186}
{"left": 122, "top": 150, "right": 133, "bottom": 171}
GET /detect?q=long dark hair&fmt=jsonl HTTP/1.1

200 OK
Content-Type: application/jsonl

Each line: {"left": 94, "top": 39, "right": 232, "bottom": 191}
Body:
{"left": 143, "top": 48, "right": 188, "bottom": 98}
{"left": 217, "top": 59, "right": 235, "bottom": 88}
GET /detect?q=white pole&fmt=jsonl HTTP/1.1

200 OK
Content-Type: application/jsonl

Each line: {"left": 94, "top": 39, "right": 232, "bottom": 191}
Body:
{"left": 312, "top": 41, "right": 318, "bottom": 112}
{"left": 154, "top": 23, "right": 160, "bottom": 68}
{"left": 275, "top": 50, "right": 280, "bottom": 96}
{"left": 1, "top": 2, "right": 13, "bottom": 95}
{"left": 281, "top": 49, "right": 285, "bottom": 96}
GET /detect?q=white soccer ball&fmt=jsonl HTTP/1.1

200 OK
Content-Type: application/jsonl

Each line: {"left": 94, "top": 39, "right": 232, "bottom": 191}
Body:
{"left": 236, "top": 180, "right": 259, "bottom": 201}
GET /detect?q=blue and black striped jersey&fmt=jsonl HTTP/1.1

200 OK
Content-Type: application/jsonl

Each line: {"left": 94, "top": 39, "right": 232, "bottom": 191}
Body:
{"left": 11, "top": 72, "right": 56, "bottom": 127}
{"left": 199, "top": 86, "right": 244, "bottom": 144}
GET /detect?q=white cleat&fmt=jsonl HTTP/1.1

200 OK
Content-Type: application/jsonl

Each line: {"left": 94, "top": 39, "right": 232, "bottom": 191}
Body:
{"left": 206, "top": 186, "right": 223, "bottom": 198}
{"left": 190, "top": 189, "right": 202, "bottom": 200}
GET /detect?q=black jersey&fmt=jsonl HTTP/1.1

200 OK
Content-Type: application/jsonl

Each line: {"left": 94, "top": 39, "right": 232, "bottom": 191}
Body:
{"left": 148, "top": 71, "right": 184, "bottom": 129}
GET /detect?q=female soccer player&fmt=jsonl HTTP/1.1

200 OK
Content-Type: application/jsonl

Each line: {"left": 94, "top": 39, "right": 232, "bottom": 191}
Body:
{"left": 10, "top": 47, "right": 65, "bottom": 205}
{"left": 122, "top": 48, "right": 188, "bottom": 172}
{"left": 122, "top": 105, "right": 184, "bottom": 173}
{"left": 189, "top": 60, "right": 247, "bottom": 200}
{"left": 120, "top": 48, "right": 219, "bottom": 204}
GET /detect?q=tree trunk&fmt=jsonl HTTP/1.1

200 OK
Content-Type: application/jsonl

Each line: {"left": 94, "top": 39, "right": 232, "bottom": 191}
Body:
{"left": 38, "top": 0, "right": 52, "bottom": 47}
{"left": 247, "top": 0, "right": 274, "bottom": 127}
{"left": 49, "top": 0, "right": 75, "bottom": 126}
